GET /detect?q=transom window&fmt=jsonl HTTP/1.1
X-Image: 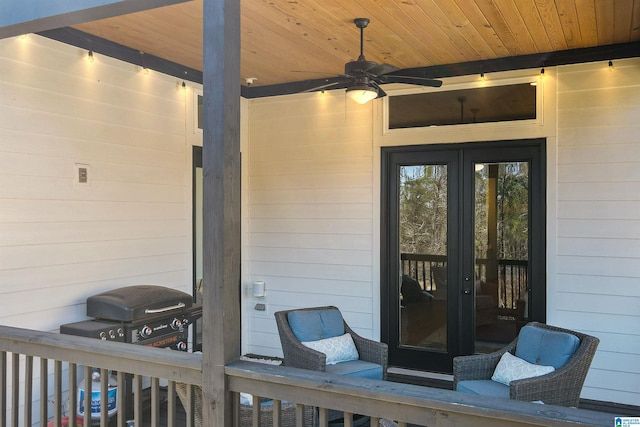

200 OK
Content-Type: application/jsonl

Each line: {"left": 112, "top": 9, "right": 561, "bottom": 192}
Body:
{"left": 388, "top": 83, "right": 536, "bottom": 129}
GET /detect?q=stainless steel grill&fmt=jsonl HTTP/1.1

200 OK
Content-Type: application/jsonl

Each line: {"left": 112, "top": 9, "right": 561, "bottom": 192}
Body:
{"left": 60, "top": 285, "right": 202, "bottom": 421}
{"left": 61, "top": 285, "right": 201, "bottom": 351}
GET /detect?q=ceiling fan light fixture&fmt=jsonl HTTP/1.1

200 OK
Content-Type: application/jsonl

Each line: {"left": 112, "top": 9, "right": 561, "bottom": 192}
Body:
{"left": 346, "top": 85, "right": 378, "bottom": 104}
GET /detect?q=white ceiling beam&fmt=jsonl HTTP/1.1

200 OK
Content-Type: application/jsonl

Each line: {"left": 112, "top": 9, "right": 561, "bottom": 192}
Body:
{"left": 0, "top": 0, "right": 192, "bottom": 39}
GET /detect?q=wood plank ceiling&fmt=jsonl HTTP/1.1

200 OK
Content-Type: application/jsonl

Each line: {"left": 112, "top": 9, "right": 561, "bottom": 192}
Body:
{"left": 72, "top": 0, "right": 640, "bottom": 87}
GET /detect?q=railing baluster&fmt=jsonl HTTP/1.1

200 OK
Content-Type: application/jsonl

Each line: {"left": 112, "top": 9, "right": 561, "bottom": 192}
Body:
{"left": 83, "top": 366, "right": 91, "bottom": 427}
{"left": 272, "top": 398, "right": 281, "bottom": 426}
{"left": 116, "top": 371, "right": 125, "bottom": 427}
{"left": 69, "top": 362, "right": 77, "bottom": 427}
{"left": 41, "top": 358, "right": 48, "bottom": 427}
{"left": 167, "top": 380, "right": 176, "bottom": 427}
{"left": 318, "top": 407, "right": 328, "bottom": 427}
{"left": 24, "top": 355, "right": 33, "bottom": 427}
{"left": 1, "top": 351, "right": 6, "bottom": 427}
{"left": 54, "top": 360, "right": 62, "bottom": 427}
{"left": 295, "top": 403, "right": 307, "bottom": 427}
{"left": 11, "top": 353, "right": 19, "bottom": 427}
{"left": 150, "top": 377, "right": 160, "bottom": 427}
{"left": 252, "top": 394, "right": 260, "bottom": 426}
{"left": 133, "top": 374, "right": 142, "bottom": 426}
{"left": 185, "top": 383, "right": 194, "bottom": 427}
{"left": 343, "top": 411, "right": 354, "bottom": 427}
{"left": 233, "top": 391, "right": 240, "bottom": 427}
{"left": 100, "top": 368, "right": 108, "bottom": 427}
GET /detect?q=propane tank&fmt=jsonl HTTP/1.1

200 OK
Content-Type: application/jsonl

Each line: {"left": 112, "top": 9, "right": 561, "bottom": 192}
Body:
{"left": 77, "top": 369, "right": 117, "bottom": 420}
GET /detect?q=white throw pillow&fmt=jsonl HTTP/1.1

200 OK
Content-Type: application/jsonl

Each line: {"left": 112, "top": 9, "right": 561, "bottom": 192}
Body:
{"left": 491, "top": 351, "right": 555, "bottom": 386}
{"left": 301, "top": 333, "right": 359, "bottom": 365}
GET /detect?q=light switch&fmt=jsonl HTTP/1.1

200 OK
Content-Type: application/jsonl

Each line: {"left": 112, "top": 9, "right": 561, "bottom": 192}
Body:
{"left": 75, "top": 163, "right": 90, "bottom": 185}
{"left": 78, "top": 167, "right": 88, "bottom": 183}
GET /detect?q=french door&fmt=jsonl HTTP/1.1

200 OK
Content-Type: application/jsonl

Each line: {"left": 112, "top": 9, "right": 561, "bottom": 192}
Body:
{"left": 381, "top": 139, "right": 546, "bottom": 373}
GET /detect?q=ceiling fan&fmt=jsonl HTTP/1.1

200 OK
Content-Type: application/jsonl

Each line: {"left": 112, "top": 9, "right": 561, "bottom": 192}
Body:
{"left": 303, "top": 18, "right": 442, "bottom": 104}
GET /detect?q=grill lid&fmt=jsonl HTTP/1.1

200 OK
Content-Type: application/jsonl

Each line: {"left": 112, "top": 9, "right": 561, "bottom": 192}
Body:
{"left": 87, "top": 285, "right": 193, "bottom": 322}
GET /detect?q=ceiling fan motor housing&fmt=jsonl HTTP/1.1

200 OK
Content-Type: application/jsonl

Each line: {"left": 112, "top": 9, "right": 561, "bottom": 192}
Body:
{"left": 345, "top": 59, "right": 378, "bottom": 76}
{"left": 351, "top": 75, "right": 371, "bottom": 87}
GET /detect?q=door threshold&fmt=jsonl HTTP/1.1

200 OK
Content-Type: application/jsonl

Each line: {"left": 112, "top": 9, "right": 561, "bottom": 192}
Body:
{"left": 388, "top": 367, "right": 452, "bottom": 381}
{"left": 387, "top": 367, "right": 453, "bottom": 390}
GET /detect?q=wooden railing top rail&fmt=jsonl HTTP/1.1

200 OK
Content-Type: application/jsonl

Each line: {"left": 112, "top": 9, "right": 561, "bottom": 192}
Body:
{"left": 226, "top": 360, "right": 613, "bottom": 427}
{"left": 0, "top": 325, "right": 202, "bottom": 385}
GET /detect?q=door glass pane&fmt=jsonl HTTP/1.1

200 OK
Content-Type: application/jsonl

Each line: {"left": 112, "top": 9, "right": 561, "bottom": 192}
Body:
{"left": 474, "top": 162, "right": 529, "bottom": 353}
{"left": 399, "top": 164, "right": 448, "bottom": 352}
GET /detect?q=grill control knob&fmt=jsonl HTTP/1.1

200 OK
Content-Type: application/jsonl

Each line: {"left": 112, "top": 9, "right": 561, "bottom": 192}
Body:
{"left": 176, "top": 341, "right": 187, "bottom": 351}
{"left": 117, "top": 328, "right": 125, "bottom": 338}
{"left": 140, "top": 325, "right": 152, "bottom": 338}
{"left": 99, "top": 332, "right": 107, "bottom": 340}
{"left": 170, "top": 318, "right": 183, "bottom": 330}
{"left": 109, "top": 330, "right": 116, "bottom": 339}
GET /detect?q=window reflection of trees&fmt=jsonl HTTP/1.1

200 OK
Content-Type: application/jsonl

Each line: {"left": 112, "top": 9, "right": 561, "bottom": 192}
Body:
{"left": 400, "top": 162, "right": 529, "bottom": 263}
{"left": 399, "top": 165, "right": 447, "bottom": 258}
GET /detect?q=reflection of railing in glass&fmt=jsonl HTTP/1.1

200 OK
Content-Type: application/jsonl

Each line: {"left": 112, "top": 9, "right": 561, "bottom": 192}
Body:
{"left": 400, "top": 253, "right": 528, "bottom": 312}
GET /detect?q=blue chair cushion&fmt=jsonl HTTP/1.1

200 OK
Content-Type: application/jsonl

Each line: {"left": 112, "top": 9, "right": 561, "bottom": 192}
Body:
{"left": 325, "top": 360, "right": 383, "bottom": 380}
{"left": 288, "top": 309, "right": 345, "bottom": 342}
{"left": 456, "top": 380, "right": 510, "bottom": 399}
{"left": 515, "top": 325, "right": 580, "bottom": 369}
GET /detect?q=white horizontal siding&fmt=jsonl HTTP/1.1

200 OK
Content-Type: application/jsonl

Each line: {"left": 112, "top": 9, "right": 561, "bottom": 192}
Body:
{"left": 242, "top": 62, "right": 640, "bottom": 407}
{"left": 1, "top": 220, "right": 186, "bottom": 245}
{"left": 250, "top": 172, "right": 372, "bottom": 190}
{"left": 553, "top": 58, "right": 640, "bottom": 406}
{"left": 558, "top": 237, "right": 640, "bottom": 258}
{"left": 0, "top": 35, "right": 192, "bottom": 332}
{"left": 557, "top": 219, "right": 640, "bottom": 239}
{"left": 249, "top": 261, "right": 373, "bottom": 283}
{"left": 0, "top": 254, "right": 187, "bottom": 298}
{"left": 244, "top": 92, "right": 375, "bottom": 357}
{"left": 556, "top": 274, "right": 640, "bottom": 297}
{"left": 251, "top": 218, "right": 372, "bottom": 234}
{"left": 249, "top": 232, "right": 372, "bottom": 250}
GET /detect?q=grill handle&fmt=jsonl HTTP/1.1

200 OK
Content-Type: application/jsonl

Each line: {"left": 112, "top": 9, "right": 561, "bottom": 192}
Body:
{"left": 144, "top": 302, "right": 186, "bottom": 314}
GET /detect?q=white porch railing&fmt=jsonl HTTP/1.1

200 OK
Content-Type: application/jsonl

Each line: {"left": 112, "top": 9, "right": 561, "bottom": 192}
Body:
{"left": 1, "top": 325, "right": 613, "bottom": 427}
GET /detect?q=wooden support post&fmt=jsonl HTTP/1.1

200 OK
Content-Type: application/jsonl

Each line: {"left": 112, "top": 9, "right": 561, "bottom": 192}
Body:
{"left": 201, "top": 0, "right": 241, "bottom": 425}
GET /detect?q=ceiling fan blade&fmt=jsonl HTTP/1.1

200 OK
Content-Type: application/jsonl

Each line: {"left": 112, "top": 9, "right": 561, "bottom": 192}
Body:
{"left": 367, "top": 63, "right": 400, "bottom": 76}
{"left": 369, "top": 80, "right": 387, "bottom": 99}
{"left": 378, "top": 75, "right": 443, "bottom": 87}
{"left": 300, "top": 77, "right": 351, "bottom": 93}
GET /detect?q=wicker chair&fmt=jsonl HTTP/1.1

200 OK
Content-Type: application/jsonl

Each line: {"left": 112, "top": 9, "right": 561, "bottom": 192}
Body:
{"left": 453, "top": 321, "right": 599, "bottom": 407}
{"left": 275, "top": 306, "right": 387, "bottom": 425}
{"left": 274, "top": 306, "right": 388, "bottom": 379}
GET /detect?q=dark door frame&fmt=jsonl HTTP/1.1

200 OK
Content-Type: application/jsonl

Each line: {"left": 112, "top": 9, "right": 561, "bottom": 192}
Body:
{"left": 192, "top": 145, "right": 203, "bottom": 351}
{"left": 381, "top": 146, "right": 460, "bottom": 373}
{"left": 380, "top": 139, "right": 547, "bottom": 373}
